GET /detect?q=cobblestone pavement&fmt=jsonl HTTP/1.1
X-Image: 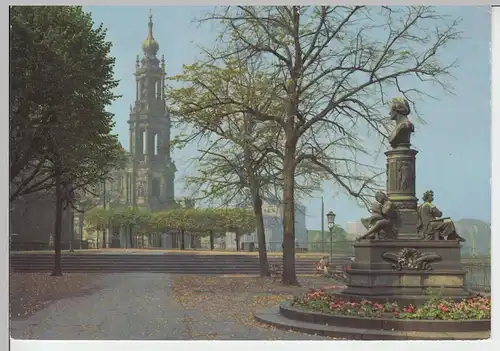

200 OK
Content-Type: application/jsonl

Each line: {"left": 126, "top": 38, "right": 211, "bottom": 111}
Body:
{"left": 10, "top": 273, "right": 331, "bottom": 340}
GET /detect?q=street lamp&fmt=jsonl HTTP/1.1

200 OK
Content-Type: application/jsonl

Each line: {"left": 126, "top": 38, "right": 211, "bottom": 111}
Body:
{"left": 326, "top": 211, "right": 336, "bottom": 260}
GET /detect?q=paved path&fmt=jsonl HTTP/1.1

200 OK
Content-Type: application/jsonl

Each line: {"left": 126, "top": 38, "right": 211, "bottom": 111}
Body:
{"left": 10, "top": 273, "right": 330, "bottom": 340}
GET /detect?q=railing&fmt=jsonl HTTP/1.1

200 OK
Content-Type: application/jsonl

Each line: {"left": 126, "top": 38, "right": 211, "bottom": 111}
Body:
{"left": 196, "top": 240, "right": 357, "bottom": 253}
{"left": 305, "top": 241, "right": 355, "bottom": 256}
{"left": 463, "top": 262, "right": 491, "bottom": 293}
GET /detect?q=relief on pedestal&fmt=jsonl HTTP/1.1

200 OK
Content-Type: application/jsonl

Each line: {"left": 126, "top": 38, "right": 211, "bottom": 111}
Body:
{"left": 381, "top": 248, "right": 441, "bottom": 271}
{"left": 397, "top": 161, "right": 413, "bottom": 191}
{"left": 388, "top": 159, "right": 415, "bottom": 194}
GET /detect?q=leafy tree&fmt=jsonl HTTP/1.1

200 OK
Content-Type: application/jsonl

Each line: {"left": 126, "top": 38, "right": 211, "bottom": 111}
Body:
{"left": 85, "top": 207, "right": 111, "bottom": 233}
{"left": 217, "top": 208, "right": 255, "bottom": 251}
{"left": 10, "top": 7, "right": 67, "bottom": 200}
{"left": 11, "top": 6, "right": 124, "bottom": 275}
{"left": 169, "top": 5, "right": 460, "bottom": 284}
{"left": 111, "top": 207, "right": 151, "bottom": 248}
{"left": 150, "top": 207, "right": 255, "bottom": 251}
{"left": 153, "top": 208, "right": 200, "bottom": 250}
{"left": 195, "top": 208, "right": 227, "bottom": 250}
{"left": 169, "top": 52, "right": 322, "bottom": 276}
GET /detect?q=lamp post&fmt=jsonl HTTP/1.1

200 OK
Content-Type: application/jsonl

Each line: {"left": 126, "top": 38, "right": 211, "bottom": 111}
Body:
{"left": 69, "top": 209, "right": 75, "bottom": 252}
{"left": 471, "top": 225, "right": 478, "bottom": 257}
{"left": 326, "top": 211, "right": 336, "bottom": 260}
{"left": 102, "top": 180, "right": 107, "bottom": 249}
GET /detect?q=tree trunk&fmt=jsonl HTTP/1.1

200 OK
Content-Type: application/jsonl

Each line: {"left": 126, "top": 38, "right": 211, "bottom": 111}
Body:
{"left": 209, "top": 231, "right": 214, "bottom": 250}
{"left": 51, "top": 174, "right": 63, "bottom": 276}
{"left": 180, "top": 229, "right": 185, "bottom": 250}
{"left": 235, "top": 233, "right": 240, "bottom": 252}
{"left": 102, "top": 229, "right": 106, "bottom": 249}
{"left": 282, "top": 138, "right": 298, "bottom": 285}
{"left": 129, "top": 225, "right": 133, "bottom": 248}
{"left": 190, "top": 233, "right": 195, "bottom": 249}
{"left": 79, "top": 213, "right": 84, "bottom": 250}
{"left": 242, "top": 113, "right": 269, "bottom": 276}
{"left": 253, "top": 189, "right": 269, "bottom": 277}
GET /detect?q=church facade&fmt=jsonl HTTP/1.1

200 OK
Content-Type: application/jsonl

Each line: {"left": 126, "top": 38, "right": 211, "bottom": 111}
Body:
{"left": 101, "top": 12, "right": 177, "bottom": 213}
{"left": 88, "top": 13, "right": 199, "bottom": 249}
{"left": 124, "top": 11, "right": 176, "bottom": 211}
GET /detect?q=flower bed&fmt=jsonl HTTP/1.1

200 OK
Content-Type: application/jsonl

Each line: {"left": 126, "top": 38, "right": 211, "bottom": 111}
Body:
{"left": 291, "top": 289, "right": 490, "bottom": 320}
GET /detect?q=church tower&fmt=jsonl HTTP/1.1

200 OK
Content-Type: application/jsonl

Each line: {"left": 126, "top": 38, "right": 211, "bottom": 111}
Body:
{"left": 127, "top": 10, "right": 176, "bottom": 210}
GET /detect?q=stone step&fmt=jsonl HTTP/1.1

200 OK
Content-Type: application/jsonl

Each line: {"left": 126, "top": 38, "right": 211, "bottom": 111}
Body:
{"left": 9, "top": 265, "right": 325, "bottom": 272}
{"left": 9, "top": 253, "right": 350, "bottom": 274}
{"left": 9, "top": 257, "right": 336, "bottom": 263}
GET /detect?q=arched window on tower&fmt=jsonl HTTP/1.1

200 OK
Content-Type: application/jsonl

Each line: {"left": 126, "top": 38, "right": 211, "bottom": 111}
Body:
{"left": 142, "top": 130, "right": 146, "bottom": 154}
{"left": 154, "top": 81, "right": 158, "bottom": 99}
{"left": 154, "top": 134, "right": 158, "bottom": 156}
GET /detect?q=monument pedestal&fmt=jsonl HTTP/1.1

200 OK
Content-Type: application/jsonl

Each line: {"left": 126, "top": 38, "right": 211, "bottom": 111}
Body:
{"left": 343, "top": 99, "right": 471, "bottom": 305}
{"left": 385, "top": 147, "right": 420, "bottom": 239}
{"left": 340, "top": 240, "right": 469, "bottom": 305}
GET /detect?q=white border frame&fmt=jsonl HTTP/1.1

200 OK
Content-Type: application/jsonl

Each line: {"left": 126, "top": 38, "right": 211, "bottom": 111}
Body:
{"left": 4, "top": 2, "right": 498, "bottom": 351}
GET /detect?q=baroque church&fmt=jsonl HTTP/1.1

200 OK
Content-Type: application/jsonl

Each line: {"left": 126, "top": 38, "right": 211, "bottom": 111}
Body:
{"left": 116, "top": 11, "right": 177, "bottom": 211}
{"left": 11, "top": 13, "right": 196, "bottom": 251}
{"left": 101, "top": 12, "right": 199, "bottom": 248}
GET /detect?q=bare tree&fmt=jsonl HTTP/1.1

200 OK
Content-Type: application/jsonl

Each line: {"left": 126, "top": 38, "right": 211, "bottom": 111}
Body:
{"left": 169, "top": 5, "right": 460, "bottom": 285}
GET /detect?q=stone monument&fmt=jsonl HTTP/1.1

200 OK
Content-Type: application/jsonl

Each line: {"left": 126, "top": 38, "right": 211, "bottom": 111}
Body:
{"left": 340, "top": 98, "right": 469, "bottom": 305}
{"left": 385, "top": 98, "right": 419, "bottom": 238}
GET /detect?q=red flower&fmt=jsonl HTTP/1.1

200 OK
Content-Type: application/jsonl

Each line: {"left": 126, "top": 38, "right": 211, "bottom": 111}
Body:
{"left": 393, "top": 312, "right": 398, "bottom": 317}
{"left": 311, "top": 295, "right": 317, "bottom": 301}
{"left": 407, "top": 307, "right": 414, "bottom": 313}
{"left": 440, "top": 305, "right": 448, "bottom": 312}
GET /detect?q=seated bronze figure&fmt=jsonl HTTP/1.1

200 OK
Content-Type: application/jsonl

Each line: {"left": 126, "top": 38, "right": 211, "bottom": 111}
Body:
{"left": 416, "top": 190, "right": 466, "bottom": 242}
{"left": 357, "top": 191, "right": 398, "bottom": 241}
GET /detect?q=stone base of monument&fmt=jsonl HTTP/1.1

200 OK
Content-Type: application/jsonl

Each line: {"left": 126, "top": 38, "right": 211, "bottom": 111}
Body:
{"left": 253, "top": 302, "right": 490, "bottom": 340}
{"left": 338, "top": 239, "right": 470, "bottom": 305}
{"left": 253, "top": 240, "right": 490, "bottom": 340}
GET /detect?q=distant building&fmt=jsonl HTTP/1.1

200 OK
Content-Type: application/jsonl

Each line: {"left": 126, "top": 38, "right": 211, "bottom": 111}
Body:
{"left": 78, "top": 13, "right": 183, "bottom": 249}
{"left": 204, "top": 201, "right": 307, "bottom": 251}
{"left": 10, "top": 191, "right": 73, "bottom": 250}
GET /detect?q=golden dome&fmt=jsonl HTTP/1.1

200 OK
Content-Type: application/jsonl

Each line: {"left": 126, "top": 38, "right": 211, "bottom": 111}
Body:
{"left": 142, "top": 10, "right": 159, "bottom": 56}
